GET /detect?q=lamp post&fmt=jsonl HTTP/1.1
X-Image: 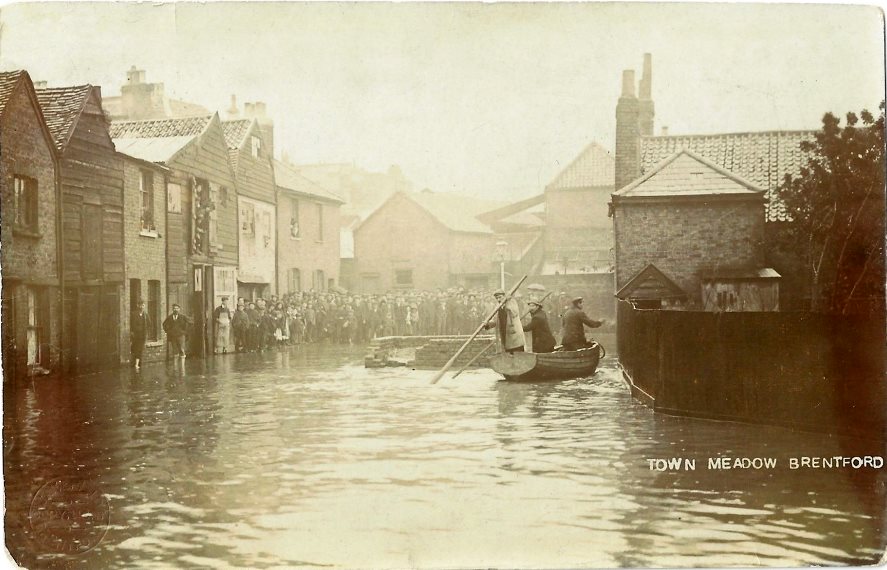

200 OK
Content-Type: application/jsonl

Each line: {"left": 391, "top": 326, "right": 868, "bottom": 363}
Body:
{"left": 495, "top": 240, "right": 508, "bottom": 290}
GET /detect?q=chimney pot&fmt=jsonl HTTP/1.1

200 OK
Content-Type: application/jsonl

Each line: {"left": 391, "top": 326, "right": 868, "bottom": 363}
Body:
{"left": 640, "top": 53, "right": 652, "bottom": 99}
{"left": 33, "top": 80, "right": 48, "bottom": 90}
{"left": 621, "top": 70, "right": 636, "bottom": 98}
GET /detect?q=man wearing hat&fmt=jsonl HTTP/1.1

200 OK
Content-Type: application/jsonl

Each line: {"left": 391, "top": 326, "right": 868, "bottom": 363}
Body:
{"left": 485, "top": 289, "right": 526, "bottom": 354}
{"left": 213, "top": 296, "right": 232, "bottom": 354}
{"left": 522, "top": 300, "right": 556, "bottom": 353}
{"left": 163, "top": 303, "right": 192, "bottom": 359}
{"left": 561, "top": 297, "right": 604, "bottom": 352}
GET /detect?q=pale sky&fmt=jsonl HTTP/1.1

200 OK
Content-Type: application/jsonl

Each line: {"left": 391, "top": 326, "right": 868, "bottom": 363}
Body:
{"left": 1, "top": 2, "right": 884, "bottom": 201}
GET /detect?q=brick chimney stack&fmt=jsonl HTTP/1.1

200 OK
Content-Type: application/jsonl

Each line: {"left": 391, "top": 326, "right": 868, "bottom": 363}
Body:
{"left": 121, "top": 66, "right": 164, "bottom": 120}
{"left": 227, "top": 95, "right": 240, "bottom": 119}
{"left": 615, "top": 69, "right": 640, "bottom": 192}
{"left": 638, "top": 53, "right": 655, "bottom": 136}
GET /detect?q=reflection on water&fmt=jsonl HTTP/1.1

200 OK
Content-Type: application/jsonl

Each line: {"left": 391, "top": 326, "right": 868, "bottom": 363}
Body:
{"left": 4, "top": 344, "right": 885, "bottom": 568}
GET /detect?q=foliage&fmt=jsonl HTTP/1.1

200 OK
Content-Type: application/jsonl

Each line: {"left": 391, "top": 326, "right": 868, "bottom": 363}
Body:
{"left": 775, "top": 102, "right": 886, "bottom": 314}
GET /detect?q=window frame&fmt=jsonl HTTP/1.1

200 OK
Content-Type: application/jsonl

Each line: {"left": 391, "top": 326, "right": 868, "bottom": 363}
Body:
{"left": 140, "top": 169, "right": 155, "bottom": 231}
{"left": 13, "top": 175, "right": 39, "bottom": 234}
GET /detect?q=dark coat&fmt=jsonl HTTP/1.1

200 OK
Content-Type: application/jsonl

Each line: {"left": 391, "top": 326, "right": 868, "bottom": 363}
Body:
{"left": 561, "top": 307, "right": 602, "bottom": 347}
{"left": 162, "top": 313, "right": 191, "bottom": 338}
{"left": 522, "top": 310, "right": 556, "bottom": 353}
{"left": 131, "top": 310, "right": 150, "bottom": 340}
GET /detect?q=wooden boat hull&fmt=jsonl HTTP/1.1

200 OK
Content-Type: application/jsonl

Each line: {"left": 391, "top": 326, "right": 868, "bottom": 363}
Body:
{"left": 489, "top": 343, "right": 603, "bottom": 381}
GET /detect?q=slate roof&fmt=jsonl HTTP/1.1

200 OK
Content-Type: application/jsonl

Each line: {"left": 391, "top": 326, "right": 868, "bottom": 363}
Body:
{"left": 613, "top": 150, "right": 765, "bottom": 198}
{"left": 35, "top": 84, "right": 94, "bottom": 151}
{"left": 0, "top": 70, "right": 24, "bottom": 115}
{"left": 408, "top": 191, "right": 505, "bottom": 234}
{"left": 547, "top": 141, "right": 615, "bottom": 190}
{"left": 109, "top": 115, "right": 212, "bottom": 139}
{"left": 616, "top": 264, "right": 688, "bottom": 301}
{"left": 113, "top": 137, "right": 195, "bottom": 164}
{"left": 273, "top": 159, "right": 345, "bottom": 203}
{"left": 640, "top": 131, "right": 816, "bottom": 221}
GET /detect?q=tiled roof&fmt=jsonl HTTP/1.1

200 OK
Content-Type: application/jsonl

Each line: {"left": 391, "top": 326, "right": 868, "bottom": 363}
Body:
{"left": 35, "top": 84, "right": 93, "bottom": 151}
{"left": 547, "top": 141, "right": 615, "bottom": 190}
{"left": 614, "top": 150, "right": 764, "bottom": 198}
{"left": 640, "top": 131, "right": 816, "bottom": 221}
{"left": 408, "top": 190, "right": 504, "bottom": 234}
{"left": 221, "top": 119, "right": 253, "bottom": 150}
{"left": 273, "top": 159, "right": 345, "bottom": 203}
{"left": 0, "top": 70, "right": 24, "bottom": 115}
{"left": 109, "top": 115, "right": 212, "bottom": 139}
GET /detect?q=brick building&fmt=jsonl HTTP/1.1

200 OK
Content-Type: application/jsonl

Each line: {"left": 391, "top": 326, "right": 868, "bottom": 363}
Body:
{"left": 615, "top": 54, "right": 815, "bottom": 307}
{"left": 273, "top": 159, "right": 344, "bottom": 293}
{"left": 543, "top": 142, "right": 615, "bottom": 274}
{"left": 222, "top": 118, "right": 277, "bottom": 300}
{"left": 611, "top": 150, "right": 770, "bottom": 307}
{"left": 353, "top": 190, "right": 524, "bottom": 293}
{"left": 119, "top": 152, "right": 168, "bottom": 363}
{"left": 103, "top": 67, "right": 210, "bottom": 121}
{"left": 611, "top": 54, "right": 813, "bottom": 309}
{"left": 0, "top": 70, "right": 63, "bottom": 380}
{"left": 112, "top": 114, "right": 239, "bottom": 357}
{"left": 37, "top": 83, "right": 126, "bottom": 374}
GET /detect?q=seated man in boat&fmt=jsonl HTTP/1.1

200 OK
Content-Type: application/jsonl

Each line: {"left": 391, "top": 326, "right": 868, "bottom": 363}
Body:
{"left": 484, "top": 289, "right": 526, "bottom": 354}
{"left": 560, "top": 297, "right": 605, "bottom": 352}
{"left": 522, "top": 300, "right": 556, "bottom": 353}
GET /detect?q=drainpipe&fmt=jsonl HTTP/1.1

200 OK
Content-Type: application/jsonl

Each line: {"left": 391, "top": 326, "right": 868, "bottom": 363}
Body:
{"left": 54, "top": 146, "right": 65, "bottom": 373}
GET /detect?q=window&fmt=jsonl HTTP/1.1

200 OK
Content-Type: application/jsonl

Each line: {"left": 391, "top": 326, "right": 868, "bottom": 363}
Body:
{"left": 261, "top": 211, "right": 272, "bottom": 249}
{"left": 167, "top": 183, "right": 182, "bottom": 213}
{"left": 395, "top": 269, "right": 413, "bottom": 287}
{"left": 250, "top": 135, "right": 261, "bottom": 158}
{"left": 140, "top": 170, "right": 155, "bottom": 231}
{"left": 316, "top": 203, "right": 324, "bottom": 241}
{"left": 290, "top": 198, "right": 300, "bottom": 238}
{"left": 209, "top": 183, "right": 220, "bottom": 246}
{"left": 13, "top": 175, "right": 38, "bottom": 232}
{"left": 25, "top": 287, "right": 43, "bottom": 366}
{"left": 288, "top": 268, "right": 301, "bottom": 293}
{"left": 241, "top": 201, "right": 256, "bottom": 237}
{"left": 147, "top": 280, "right": 160, "bottom": 341}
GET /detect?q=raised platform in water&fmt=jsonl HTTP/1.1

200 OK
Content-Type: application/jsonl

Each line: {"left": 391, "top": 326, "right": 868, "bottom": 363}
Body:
{"left": 365, "top": 335, "right": 496, "bottom": 369}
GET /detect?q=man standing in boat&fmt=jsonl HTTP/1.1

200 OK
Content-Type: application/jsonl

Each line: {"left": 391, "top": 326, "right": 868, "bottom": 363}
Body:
{"left": 484, "top": 289, "right": 526, "bottom": 354}
{"left": 561, "top": 297, "right": 605, "bottom": 351}
{"left": 522, "top": 300, "right": 556, "bottom": 353}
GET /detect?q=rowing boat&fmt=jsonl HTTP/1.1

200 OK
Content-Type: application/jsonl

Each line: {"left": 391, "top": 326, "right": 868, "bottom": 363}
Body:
{"left": 488, "top": 342, "right": 603, "bottom": 381}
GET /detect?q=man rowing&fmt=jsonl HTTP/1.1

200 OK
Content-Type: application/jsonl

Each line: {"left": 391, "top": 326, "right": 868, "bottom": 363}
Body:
{"left": 560, "top": 296, "right": 605, "bottom": 351}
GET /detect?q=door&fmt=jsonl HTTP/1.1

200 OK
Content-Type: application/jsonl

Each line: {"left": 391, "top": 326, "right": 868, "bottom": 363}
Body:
{"left": 77, "top": 287, "right": 100, "bottom": 373}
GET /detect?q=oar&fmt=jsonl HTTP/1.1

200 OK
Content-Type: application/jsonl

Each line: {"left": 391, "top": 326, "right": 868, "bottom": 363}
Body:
{"left": 430, "top": 275, "right": 528, "bottom": 385}
{"left": 451, "top": 291, "right": 552, "bottom": 380}
{"left": 451, "top": 340, "right": 496, "bottom": 379}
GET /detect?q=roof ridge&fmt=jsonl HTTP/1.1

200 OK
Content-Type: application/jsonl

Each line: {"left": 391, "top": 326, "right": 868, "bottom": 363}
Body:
{"left": 642, "top": 129, "right": 818, "bottom": 140}
{"left": 111, "top": 113, "right": 214, "bottom": 125}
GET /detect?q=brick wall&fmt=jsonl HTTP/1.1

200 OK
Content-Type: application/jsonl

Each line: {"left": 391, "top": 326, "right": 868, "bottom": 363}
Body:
{"left": 120, "top": 158, "right": 167, "bottom": 363}
{"left": 1, "top": 78, "right": 62, "bottom": 376}
{"left": 276, "top": 190, "right": 341, "bottom": 294}
{"left": 614, "top": 199, "right": 765, "bottom": 304}
{"left": 1, "top": 81, "right": 59, "bottom": 282}
{"left": 365, "top": 334, "right": 495, "bottom": 368}
{"left": 354, "top": 193, "right": 450, "bottom": 292}
{"left": 614, "top": 71, "right": 640, "bottom": 193}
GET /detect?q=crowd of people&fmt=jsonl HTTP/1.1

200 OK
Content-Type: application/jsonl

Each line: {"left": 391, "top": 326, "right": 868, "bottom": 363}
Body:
{"left": 132, "top": 287, "right": 607, "bottom": 363}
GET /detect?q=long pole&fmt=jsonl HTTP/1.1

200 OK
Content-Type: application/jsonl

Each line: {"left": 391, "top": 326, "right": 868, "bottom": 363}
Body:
{"left": 450, "top": 290, "right": 552, "bottom": 380}
{"left": 430, "top": 274, "right": 527, "bottom": 385}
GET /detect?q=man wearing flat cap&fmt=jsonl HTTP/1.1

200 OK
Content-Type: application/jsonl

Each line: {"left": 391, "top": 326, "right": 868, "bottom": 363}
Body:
{"left": 561, "top": 296, "right": 605, "bottom": 352}
{"left": 522, "top": 300, "right": 556, "bottom": 353}
{"left": 485, "top": 289, "right": 525, "bottom": 354}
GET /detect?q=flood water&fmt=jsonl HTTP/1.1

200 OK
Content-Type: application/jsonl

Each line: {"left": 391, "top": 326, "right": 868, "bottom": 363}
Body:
{"left": 4, "top": 344, "right": 885, "bottom": 568}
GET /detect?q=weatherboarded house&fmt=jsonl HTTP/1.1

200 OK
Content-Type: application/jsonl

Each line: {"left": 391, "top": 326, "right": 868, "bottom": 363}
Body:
{"left": 274, "top": 159, "right": 344, "bottom": 294}
{"left": 111, "top": 113, "right": 238, "bottom": 357}
{"left": 223, "top": 118, "right": 277, "bottom": 300}
{"left": 0, "top": 71, "right": 63, "bottom": 379}
{"left": 37, "top": 83, "right": 125, "bottom": 374}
